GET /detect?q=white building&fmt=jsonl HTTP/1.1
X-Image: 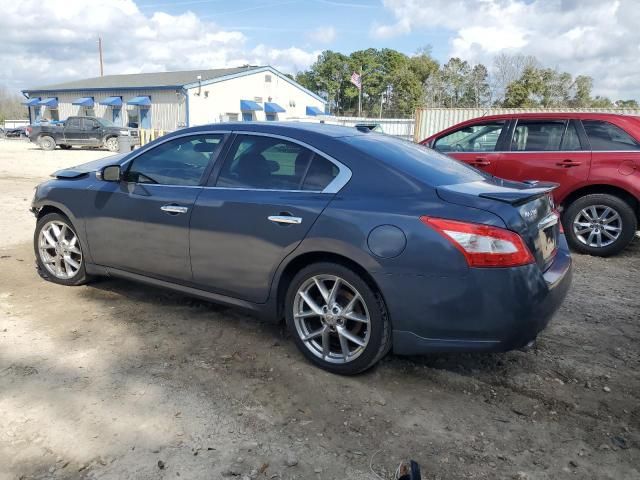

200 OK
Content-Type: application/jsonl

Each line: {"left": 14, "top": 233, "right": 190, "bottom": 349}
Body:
{"left": 21, "top": 66, "right": 327, "bottom": 131}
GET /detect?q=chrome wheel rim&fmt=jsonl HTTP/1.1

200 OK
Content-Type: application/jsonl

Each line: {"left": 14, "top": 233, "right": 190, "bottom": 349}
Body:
{"left": 38, "top": 220, "right": 82, "bottom": 279}
{"left": 293, "top": 275, "right": 370, "bottom": 364}
{"left": 573, "top": 205, "right": 622, "bottom": 248}
{"left": 106, "top": 138, "right": 118, "bottom": 151}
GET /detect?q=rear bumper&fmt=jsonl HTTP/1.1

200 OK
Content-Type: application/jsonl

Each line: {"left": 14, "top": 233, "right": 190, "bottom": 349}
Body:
{"left": 375, "top": 240, "right": 572, "bottom": 355}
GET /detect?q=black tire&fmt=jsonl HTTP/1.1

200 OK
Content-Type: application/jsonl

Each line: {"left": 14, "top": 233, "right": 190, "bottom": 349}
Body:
{"left": 563, "top": 193, "right": 637, "bottom": 257}
{"left": 39, "top": 135, "right": 56, "bottom": 151}
{"left": 285, "top": 262, "right": 391, "bottom": 375}
{"left": 59, "top": 144, "right": 72, "bottom": 150}
{"left": 34, "top": 213, "right": 90, "bottom": 286}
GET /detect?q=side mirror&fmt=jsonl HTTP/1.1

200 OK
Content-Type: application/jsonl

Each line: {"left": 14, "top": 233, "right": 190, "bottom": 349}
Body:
{"left": 93, "top": 124, "right": 101, "bottom": 129}
{"left": 99, "top": 165, "right": 121, "bottom": 182}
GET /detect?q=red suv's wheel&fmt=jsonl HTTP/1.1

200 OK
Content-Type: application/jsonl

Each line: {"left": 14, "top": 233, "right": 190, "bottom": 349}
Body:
{"left": 563, "top": 193, "right": 637, "bottom": 256}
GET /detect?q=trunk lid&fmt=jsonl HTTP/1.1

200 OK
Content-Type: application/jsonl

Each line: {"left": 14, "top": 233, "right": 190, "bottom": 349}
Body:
{"left": 437, "top": 178, "right": 560, "bottom": 270}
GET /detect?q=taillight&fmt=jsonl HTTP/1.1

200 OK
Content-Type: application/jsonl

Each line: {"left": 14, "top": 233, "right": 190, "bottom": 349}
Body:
{"left": 420, "top": 216, "right": 535, "bottom": 267}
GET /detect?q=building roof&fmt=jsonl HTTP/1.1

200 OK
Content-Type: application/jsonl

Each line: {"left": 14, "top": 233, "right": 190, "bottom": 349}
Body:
{"left": 24, "top": 66, "right": 263, "bottom": 92}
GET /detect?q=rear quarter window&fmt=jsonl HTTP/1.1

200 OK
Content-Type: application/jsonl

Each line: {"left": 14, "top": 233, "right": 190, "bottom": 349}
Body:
{"left": 582, "top": 120, "right": 640, "bottom": 150}
{"left": 344, "top": 135, "right": 485, "bottom": 187}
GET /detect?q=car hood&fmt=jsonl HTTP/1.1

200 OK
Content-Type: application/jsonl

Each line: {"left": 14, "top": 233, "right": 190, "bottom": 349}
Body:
{"left": 52, "top": 153, "right": 128, "bottom": 179}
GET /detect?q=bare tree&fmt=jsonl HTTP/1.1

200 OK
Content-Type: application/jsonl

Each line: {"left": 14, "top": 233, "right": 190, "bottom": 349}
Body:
{"left": 0, "top": 87, "right": 26, "bottom": 123}
{"left": 491, "top": 53, "right": 539, "bottom": 105}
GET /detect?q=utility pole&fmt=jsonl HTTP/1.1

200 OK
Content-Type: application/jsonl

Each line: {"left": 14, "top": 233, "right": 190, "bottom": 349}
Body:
{"left": 357, "top": 66, "right": 362, "bottom": 117}
{"left": 98, "top": 37, "right": 104, "bottom": 77}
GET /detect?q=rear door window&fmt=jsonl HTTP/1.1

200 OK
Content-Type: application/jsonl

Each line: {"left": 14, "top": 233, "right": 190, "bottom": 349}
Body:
{"left": 66, "top": 118, "right": 81, "bottom": 129}
{"left": 511, "top": 120, "right": 566, "bottom": 151}
{"left": 582, "top": 120, "right": 640, "bottom": 150}
{"left": 433, "top": 121, "right": 505, "bottom": 152}
{"left": 215, "top": 135, "right": 338, "bottom": 191}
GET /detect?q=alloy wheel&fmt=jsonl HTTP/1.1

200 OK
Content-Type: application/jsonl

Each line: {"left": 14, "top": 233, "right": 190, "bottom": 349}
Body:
{"left": 293, "top": 275, "right": 371, "bottom": 364}
{"left": 106, "top": 137, "right": 119, "bottom": 151}
{"left": 38, "top": 220, "right": 83, "bottom": 279}
{"left": 572, "top": 204, "right": 623, "bottom": 248}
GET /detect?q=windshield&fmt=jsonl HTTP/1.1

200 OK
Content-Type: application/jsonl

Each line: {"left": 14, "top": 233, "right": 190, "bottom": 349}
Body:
{"left": 96, "top": 118, "right": 117, "bottom": 128}
{"left": 344, "top": 134, "right": 486, "bottom": 187}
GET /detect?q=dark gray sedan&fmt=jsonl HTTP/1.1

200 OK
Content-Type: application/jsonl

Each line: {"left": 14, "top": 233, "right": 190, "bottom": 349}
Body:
{"left": 31, "top": 123, "right": 572, "bottom": 374}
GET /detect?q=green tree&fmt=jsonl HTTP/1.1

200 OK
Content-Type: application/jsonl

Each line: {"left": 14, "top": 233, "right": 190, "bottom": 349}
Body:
{"left": 615, "top": 99, "right": 639, "bottom": 108}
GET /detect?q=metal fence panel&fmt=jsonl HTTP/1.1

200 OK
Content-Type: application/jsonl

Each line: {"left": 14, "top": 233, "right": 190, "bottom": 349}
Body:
{"left": 328, "top": 116, "right": 415, "bottom": 140}
{"left": 413, "top": 107, "right": 640, "bottom": 141}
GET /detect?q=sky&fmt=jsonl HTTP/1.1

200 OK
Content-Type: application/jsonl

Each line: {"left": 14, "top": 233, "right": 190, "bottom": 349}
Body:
{"left": 2, "top": 0, "right": 639, "bottom": 100}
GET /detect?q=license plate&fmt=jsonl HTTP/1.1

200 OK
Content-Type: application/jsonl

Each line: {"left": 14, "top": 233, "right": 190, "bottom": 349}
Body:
{"left": 538, "top": 212, "right": 559, "bottom": 261}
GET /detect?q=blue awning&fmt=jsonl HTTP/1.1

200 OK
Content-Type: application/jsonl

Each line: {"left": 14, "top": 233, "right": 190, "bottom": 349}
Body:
{"left": 72, "top": 97, "right": 94, "bottom": 107}
{"left": 100, "top": 96, "right": 123, "bottom": 107}
{"left": 240, "top": 100, "right": 263, "bottom": 111}
{"left": 306, "top": 106, "right": 324, "bottom": 116}
{"left": 127, "top": 96, "right": 151, "bottom": 106}
{"left": 264, "top": 102, "right": 286, "bottom": 113}
{"left": 38, "top": 97, "right": 58, "bottom": 108}
{"left": 22, "top": 97, "right": 41, "bottom": 106}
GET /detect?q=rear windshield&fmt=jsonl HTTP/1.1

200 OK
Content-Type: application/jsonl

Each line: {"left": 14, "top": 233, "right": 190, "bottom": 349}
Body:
{"left": 343, "top": 134, "right": 485, "bottom": 186}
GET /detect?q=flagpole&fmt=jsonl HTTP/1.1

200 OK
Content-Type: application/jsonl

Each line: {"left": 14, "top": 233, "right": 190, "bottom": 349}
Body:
{"left": 358, "top": 66, "right": 362, "bottom": 117}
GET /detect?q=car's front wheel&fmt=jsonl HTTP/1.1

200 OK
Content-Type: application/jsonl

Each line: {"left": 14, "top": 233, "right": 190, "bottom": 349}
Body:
{"left": 563, "top": 193, "right": 637, "bottom": 256}
{"left": 105, "top": 137, "right": 119, "bottom": 152}
{"left": 285, "top": 262, "right": 391, "bottom": 375}
{"left": 38, "top": 135, "right": 56, "bottom": 151}
{"left": 34, "top": 213, "right": 90, "bottom": 286}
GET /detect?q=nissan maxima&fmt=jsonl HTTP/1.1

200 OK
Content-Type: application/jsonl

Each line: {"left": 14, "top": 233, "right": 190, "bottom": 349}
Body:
{"left": 31, "top": 123, "right": 572, "bottom": 375}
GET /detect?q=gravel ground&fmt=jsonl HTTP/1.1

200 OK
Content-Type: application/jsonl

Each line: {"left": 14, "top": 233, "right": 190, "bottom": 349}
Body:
{"left": 0, "top": 138, "right": 638, "bottom": 480}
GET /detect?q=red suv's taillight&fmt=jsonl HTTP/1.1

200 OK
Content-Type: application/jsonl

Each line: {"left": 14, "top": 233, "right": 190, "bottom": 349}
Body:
{"left": 420, "top": 216, "right": 535, "bottom": 268}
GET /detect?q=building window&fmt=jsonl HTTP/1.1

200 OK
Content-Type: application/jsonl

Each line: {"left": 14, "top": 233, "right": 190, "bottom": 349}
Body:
{"left": 266, "top": 114, "right": 276, "bottom": 121}
{"left": 254, "top": 96, "right": 263, "bottom": 103}
{"left": 112, "top": 107, "right": 122, "bottom": 126}
{"left": 83, "top": 107, "right": 95, "bottom": 117}
{"left": 128, "top": 108, "right": 139, "bottom": 128}
{"left": 289, "top": 100, "right": 296, "bottom": 107}
{"left": 49, "top": 109, "right": 60, "bottom": 121}
{"left": 226, "top": 113, "right": 239, "bottom": 122}
{"left": 265, "top": 74, "right": 272, "bottom": 83}
{"left": 242, "top": 112, "right": 253, "bottom": 122}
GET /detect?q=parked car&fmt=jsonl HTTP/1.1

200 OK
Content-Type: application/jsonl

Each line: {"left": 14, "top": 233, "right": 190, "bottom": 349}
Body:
{"left": 4, "top": 126, "right": 27, "bottom": 138}
{"left": 31, "top": 123, "right": 571, "bottom": 374}
{"left": 421, "top": 113, "right": 640, "bottom": 256}
{"left": 27, "top": 116, "right": 139, "bottom": 152}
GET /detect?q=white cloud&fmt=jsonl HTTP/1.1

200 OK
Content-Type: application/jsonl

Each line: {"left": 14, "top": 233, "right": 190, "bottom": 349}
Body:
{"left": 0, "top": 0, "right": 319, "bottom": 92}
{"left": 373, "top": 0, "right": 640, "bottom": 99}
{"left": 307, "top": 26, "right": 337, "bottom": 44}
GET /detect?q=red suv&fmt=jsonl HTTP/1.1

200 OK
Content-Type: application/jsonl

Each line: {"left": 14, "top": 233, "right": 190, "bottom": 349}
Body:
{"left": 422, "top": 113, "right": 640, "bottom": 256}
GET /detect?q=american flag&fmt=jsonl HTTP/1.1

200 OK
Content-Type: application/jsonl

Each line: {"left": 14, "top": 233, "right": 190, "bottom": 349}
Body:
{"left": 350, "top": 71, "right": 362, "bottom": 90}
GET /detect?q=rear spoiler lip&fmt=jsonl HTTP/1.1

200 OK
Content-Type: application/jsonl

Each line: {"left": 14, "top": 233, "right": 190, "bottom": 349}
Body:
{"left": 479, "top": 181, "right": 559, "bottom": 206}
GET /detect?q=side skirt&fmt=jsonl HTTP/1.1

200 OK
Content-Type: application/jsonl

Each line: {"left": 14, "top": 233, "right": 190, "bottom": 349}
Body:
{"left": 85, "top": 263, "right": 272, "bottom": 318}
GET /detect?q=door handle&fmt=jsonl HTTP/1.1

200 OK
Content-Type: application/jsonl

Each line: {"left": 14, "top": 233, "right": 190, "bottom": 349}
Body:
{"left": 268, "top": 215, "right": 302, "bottom": 225}
{"left": 556, "top": 159, "right": 582, "bottom": 168}
{"left": 161, "top": 204, "right": 189, "bottom": 215}
{"left": 471, "top": 158, "right": 491, "bottom": 167}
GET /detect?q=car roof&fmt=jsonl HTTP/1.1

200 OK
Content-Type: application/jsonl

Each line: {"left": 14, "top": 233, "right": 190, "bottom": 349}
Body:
{"left": 455, "top": 112, "right": 640, "bottom": 121}
{"left": 176, "top": 121, "right": 368, "bottom": 139}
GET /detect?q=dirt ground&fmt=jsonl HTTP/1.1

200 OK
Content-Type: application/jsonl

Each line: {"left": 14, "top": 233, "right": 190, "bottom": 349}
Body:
{"left": 0, "top": 138, "right": 638, "bottom": 480}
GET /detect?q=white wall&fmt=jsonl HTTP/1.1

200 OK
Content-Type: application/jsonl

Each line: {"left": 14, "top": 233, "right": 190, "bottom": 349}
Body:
{"left": 186, "top": 69, "right": 326, "bottom": 126}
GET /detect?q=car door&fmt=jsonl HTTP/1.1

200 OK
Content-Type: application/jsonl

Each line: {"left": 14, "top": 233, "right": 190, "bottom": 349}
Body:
{"left": 189, "top": 133, "right": 345, "bottom": 303}
{"left": 82, "top": 118, "right": 103, "bottom": 146}
{"left": 84, "top": 133, "right": 226, "bottom": 282}
{"left": 63, "top": 117, "right": 85, "bottom": 144}
{"left": 431, "top": 120, "right": 508, "bottom": 175}
{"left": 494, "top": 119, "right": 591, "bottom": 202}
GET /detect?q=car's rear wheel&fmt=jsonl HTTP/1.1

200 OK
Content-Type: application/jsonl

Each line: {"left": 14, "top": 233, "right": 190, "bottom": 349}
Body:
{"left": 563, "top": 193, "right": 637, "bottom": 256}
{"left": 39, "top": 135, "right": 56, "bottom": 151}
{"left": 34, "top": 213, "right": 90, "bottom": 286}
{"left": 285, "top": 262, "right": 391, "bottom": 375}
{"left": 105, "top": 137, "right": 119, "bottom": 152}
